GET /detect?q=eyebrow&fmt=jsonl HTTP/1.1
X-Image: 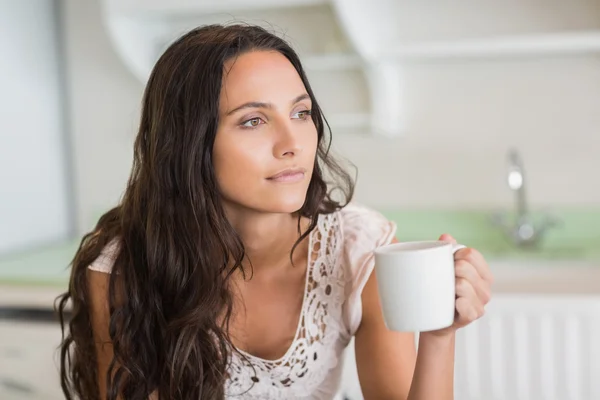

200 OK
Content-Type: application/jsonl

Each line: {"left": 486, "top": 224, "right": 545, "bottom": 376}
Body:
{"left": 225, "top": 93, "right": 311, "bottom": 116}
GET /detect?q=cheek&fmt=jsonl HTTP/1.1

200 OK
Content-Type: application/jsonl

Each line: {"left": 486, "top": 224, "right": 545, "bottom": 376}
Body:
{"left": 305, "top": 130, "right": 319, "bottom": 164}
{"left": 213, "top": 134, "right": 265, "bottom": 192}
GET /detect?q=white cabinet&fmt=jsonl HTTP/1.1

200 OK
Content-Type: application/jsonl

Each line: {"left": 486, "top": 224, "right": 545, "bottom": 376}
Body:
{"left": 0, "top": 320, "right": 64, "bottom": 399}
{"left": 0, "top": 286, "right": 65, "bottom": 398}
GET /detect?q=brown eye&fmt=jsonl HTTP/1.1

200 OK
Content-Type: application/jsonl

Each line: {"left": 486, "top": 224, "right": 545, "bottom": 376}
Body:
{"left": 292, "top": 110, "right": 312, "bottom": 120}
{"left": 241, "top": 117, "right": 264, "bottom": 128}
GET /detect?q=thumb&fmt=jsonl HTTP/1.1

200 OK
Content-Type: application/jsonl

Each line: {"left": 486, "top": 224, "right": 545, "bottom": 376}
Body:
{"left": 439, "top": 233, "right": 457, "bottom": 244}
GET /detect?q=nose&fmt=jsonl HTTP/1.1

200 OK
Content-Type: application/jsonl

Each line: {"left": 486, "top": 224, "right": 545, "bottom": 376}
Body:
{"left": 272, "top": 121, "right": 302, "bottom": 159}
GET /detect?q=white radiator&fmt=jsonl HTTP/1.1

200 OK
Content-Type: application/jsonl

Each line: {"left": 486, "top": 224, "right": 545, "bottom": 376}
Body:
{"left": 455, "top": 294, "right": 600, "bottom": 400}
{"left": 340, "top": 294, "right": 600, "bottom": 400}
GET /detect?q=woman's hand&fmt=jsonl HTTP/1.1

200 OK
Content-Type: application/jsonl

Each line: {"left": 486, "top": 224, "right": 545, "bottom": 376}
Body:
{"left": 426, "top": 233, "right": 494, "bottom": 337}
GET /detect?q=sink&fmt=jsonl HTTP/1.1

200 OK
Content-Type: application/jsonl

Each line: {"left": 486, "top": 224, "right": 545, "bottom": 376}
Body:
{"left": 380, "top": 208, "right": 600, "bottom": 263}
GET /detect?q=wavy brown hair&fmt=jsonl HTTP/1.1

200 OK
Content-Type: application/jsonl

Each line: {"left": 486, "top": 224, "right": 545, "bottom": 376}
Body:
{"left": 56, "top": 24, "right": 355, "bottom": 399}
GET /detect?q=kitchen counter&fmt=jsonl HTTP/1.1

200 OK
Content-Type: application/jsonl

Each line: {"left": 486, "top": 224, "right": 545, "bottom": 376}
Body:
{"left": 0, "top": 207, "right": 598, "bottom": 299}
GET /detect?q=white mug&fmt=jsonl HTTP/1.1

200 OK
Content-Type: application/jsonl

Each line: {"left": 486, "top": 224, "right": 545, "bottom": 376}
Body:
{"left": 373, "top": 240, "right": 465, "bottom": 332}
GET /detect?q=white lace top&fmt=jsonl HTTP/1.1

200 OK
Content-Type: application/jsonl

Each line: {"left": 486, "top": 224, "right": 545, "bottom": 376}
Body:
{"left": 88, "top": 203, "right": 397, "bottom": 400}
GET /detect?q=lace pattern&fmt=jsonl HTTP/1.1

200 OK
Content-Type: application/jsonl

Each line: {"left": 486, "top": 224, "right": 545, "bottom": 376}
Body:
{"left": 225, "top": 211, "right": 347, "bottom": 399}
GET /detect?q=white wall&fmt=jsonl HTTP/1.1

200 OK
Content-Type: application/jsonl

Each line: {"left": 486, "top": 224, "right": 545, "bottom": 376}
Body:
{"left": 62, "top": 0, "right": 143, "bottom": 233}
{"left": 62, "top": 0, "right": 600, "bottom": 234}
{"left": 0, "top": 0, "right": 72, "bottom": 253}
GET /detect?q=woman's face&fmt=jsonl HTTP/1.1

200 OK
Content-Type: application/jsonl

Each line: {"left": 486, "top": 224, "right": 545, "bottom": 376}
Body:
{"left": 213, "top": 50, "right": 318, "bottom": 215}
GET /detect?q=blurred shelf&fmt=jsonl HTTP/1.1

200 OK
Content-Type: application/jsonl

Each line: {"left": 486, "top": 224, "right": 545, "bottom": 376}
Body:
{"left": 382, "top": 31, "right": 600, "bottom": 60}
{"left": 304, "top": 31, "right": 600, "bottom": 66}
{"left": 101, "top": 0, "right": 600, "bottom": 137}
{"left": 107, "top": 0, "right": 327, "bottom": 16}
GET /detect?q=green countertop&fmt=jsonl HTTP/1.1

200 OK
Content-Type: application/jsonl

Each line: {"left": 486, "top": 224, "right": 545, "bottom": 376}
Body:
{"left": 380, "top": 208, "right": 600, "bottom": 262}
{"left": 0, "top": 240, "right": 77, "bottom": 288}
{"left": 1, "top": 207, "right": 598, "bottom": 287}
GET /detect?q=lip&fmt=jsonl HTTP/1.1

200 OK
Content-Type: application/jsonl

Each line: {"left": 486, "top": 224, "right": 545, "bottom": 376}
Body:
{"left": 266, "top": 167, "right": 307, "bottom": 183}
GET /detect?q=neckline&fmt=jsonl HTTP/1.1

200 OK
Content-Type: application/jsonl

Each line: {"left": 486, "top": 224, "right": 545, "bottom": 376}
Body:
{"left": 234, "top": 214, "right": 320, "bottom": 365}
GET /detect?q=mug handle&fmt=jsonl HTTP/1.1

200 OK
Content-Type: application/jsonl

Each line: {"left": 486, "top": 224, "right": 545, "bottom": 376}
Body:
{"left": 451, "top": 243, "right": 466, "bottom": 255}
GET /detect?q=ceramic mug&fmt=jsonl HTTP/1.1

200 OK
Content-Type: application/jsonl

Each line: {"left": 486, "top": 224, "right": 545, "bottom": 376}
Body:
{"left": 374, "top": 240, "right": 465, "bottom": 332}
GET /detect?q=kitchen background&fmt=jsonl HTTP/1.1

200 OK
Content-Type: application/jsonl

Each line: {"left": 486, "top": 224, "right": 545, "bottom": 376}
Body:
{"left": 1, "top": 0, "right": 599, "bottom": 399}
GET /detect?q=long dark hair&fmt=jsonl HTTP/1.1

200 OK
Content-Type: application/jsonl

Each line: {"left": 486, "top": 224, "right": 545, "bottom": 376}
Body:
{"left": 56, "top": 24, "right": 354, "bottom": 399}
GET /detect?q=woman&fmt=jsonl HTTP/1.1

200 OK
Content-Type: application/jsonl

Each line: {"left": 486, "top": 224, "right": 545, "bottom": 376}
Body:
{"left": 57, "top": 24, "right": 493, "bottom": 400}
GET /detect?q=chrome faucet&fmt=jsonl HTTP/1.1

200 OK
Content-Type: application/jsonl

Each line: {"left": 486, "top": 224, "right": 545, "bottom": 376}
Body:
{"left": 492, "top": 148, "right": 560, "bottom": 247}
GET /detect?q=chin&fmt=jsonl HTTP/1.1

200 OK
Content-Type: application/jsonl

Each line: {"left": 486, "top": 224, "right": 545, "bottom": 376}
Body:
{"left": 224, "top": 184, "right": 311, "bottom": 215}
{"left": 265, "top": 195, "right": 308, "bottom": 214}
